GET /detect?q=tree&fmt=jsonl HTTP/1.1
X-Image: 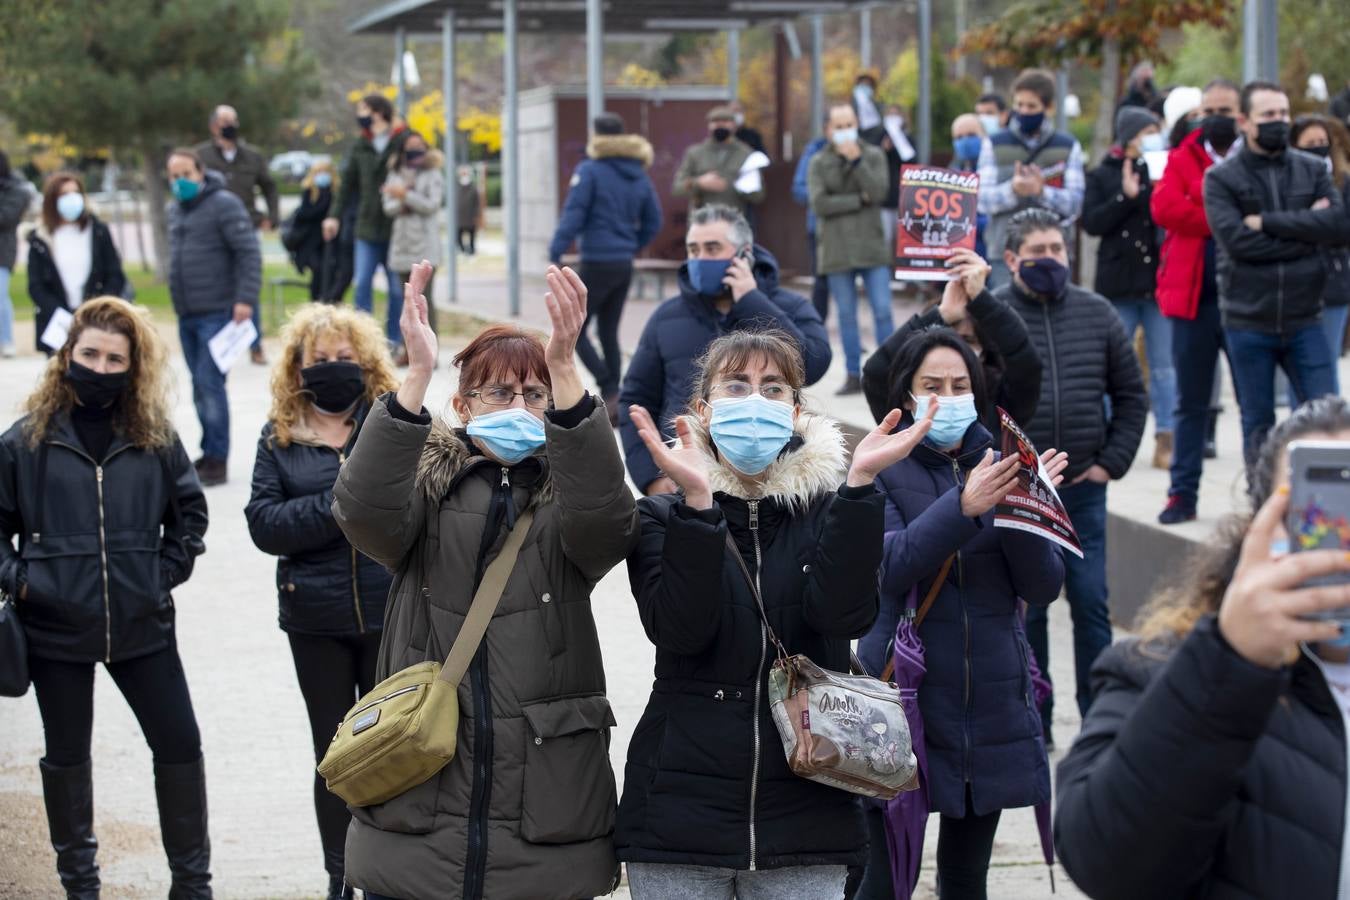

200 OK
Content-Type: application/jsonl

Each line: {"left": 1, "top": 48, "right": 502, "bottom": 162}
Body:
{"left": 0, "top": 0, "right": 318, "bottom": 279}
{"left": 959, "top": 0, "right": 1230, "bottom": 159}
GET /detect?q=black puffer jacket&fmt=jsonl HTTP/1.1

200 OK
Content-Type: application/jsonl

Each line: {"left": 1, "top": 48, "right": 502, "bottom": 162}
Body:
{"left": 1262, "top": 173, "right": 1350, "bottom": 310}
{"left": 1203, "top": 144, "right": 1350, "bottom": 334}
{"left": 0, "top": 414, "right": 207, "bottom": 663}
{"left": 1056, "top": 616, "right": 1346, "bottom": 899}
{"left": 26, "top": 217, "right": 128, "bottom": 353}
{"left": 862, "top": 288, "right": 1043, "bottom": 431}
{"left": 617, "top": 414, "right": 883, "bottom": 871}
{"left": 244, "top": 408, "right": 392, "bottom": 636}
{"left": 999, "top": 282, "right": 1147, "bottom": 482}
{"left": 1081, "top": 154, "right": 1159, "bottom": 301}
{"left": 166, "top": 170, "right": 262, "bottom": 318}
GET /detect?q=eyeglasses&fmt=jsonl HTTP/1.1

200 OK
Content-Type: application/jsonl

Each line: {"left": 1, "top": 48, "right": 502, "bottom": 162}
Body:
{"left": 710, "top": 382, "right": 795, "bottom": 403}
{"left": 467, "top": 385, "right": 552, "bottom": 410}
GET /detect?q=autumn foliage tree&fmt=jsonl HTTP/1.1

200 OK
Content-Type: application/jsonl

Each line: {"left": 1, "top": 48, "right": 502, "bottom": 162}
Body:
{"left": 960, "top": 0, "right": 1231, "bottom": 157}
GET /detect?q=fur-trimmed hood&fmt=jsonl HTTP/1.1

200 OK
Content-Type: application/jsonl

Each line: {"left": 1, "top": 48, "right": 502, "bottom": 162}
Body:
{"left": 413, "top": 418, "right": 553, "bottom": 506}
{"left": 678, "top": 410, "right": 847, "bottom": 509}
{"left": 588, "top": 133, "right": 654, "bottom": 168}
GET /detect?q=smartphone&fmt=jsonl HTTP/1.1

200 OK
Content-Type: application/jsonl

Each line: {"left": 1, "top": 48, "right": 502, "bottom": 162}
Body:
{"left": 1287, "top": 441, "right": 1350, "bottom": 617}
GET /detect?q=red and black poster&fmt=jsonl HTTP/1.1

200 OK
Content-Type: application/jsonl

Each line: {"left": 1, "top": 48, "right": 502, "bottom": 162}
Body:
{"left": 993, "top": 407, "right": 1084, "bottom": 558}
{"left": 894, "top": 165, "right": 980, "bottom": 281}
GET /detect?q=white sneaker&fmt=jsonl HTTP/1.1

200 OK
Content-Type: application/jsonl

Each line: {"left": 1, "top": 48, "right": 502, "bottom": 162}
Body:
{"left": 0, "top": 344, "right": 15, "bottom": 358}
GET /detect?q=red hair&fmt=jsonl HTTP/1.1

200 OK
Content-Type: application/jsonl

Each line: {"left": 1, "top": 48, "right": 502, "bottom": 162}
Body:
{"left": 452, "top": 324, "right": 550, "bottom": 392}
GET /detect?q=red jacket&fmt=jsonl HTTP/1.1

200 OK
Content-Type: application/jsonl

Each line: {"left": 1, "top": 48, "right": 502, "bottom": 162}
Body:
{"left": 1150, "top": 130, "right": 1214, "bottom": 320}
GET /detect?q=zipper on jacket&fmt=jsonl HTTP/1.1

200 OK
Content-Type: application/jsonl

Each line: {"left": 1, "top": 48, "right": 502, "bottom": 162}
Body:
{"left": 747, "top": 499, "right": 767, "bottom": 871}
{"left": 1267, "top": 169, "right": 1286, "bottom": 333}
{"left": 338, "top": 449, "right": 366, "bottom": 634}
{"left": 952, "top": 459, "right": 973, "bottom": 783}
{"left": 1040, "top": 304, "right": 1063, "bottom": 453}
{"left": 49, "top": 441, "right": 132, "bottom": 663}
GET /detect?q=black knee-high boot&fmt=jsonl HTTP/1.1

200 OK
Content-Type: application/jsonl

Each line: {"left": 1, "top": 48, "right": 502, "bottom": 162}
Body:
{"left": 40, "top": 758, "right": 100, "bottom": 899}
{"left": 154, "top": 757, "right": 212, "bottom": 899}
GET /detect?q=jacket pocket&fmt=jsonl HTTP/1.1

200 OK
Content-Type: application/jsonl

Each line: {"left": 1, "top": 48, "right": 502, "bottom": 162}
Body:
{"left": 519, "top": 695, "right": 617, "bottom": 844}
{"left": 349, "top": 764, "right": 440, "bottom": 835}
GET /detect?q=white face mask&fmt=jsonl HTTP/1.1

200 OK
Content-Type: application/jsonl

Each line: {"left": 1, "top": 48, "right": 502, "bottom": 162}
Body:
{"left": 832, "top": 127, "right": 859, "bottom": 147}
{"left": 978, "top": 114, "right": 1002, "bottom": 135}
{"left": 1139, "top": 133, "right": 1166, "bottom": 154}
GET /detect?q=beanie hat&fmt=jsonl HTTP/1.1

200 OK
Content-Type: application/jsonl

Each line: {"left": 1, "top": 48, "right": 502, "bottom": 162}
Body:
{"left": 1115, "top": 105, "right": 1160, "bottom": 147}
{"left": 1163, "top": 86, "right": 1203, "bottom": 131}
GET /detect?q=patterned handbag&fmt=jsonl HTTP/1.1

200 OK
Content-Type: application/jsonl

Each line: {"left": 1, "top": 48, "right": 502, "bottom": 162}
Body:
{"left": 725, "top": 535, "right": 918, "bottom": 800}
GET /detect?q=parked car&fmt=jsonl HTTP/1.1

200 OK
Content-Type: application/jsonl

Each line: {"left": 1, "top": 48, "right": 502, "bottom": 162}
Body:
{"left": 269, "top": 151, "right": 332, "bottom": 182}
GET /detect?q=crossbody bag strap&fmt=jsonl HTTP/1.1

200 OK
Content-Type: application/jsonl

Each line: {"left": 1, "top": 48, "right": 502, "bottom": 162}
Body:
{"left": 879, "top": 554, "right": 955, "bottom": 683}
{"left": 725, "top": 532, "right": 790, "bottom": 662}
{"left": 437, "top": 509, "right": 535, "bottom": 687}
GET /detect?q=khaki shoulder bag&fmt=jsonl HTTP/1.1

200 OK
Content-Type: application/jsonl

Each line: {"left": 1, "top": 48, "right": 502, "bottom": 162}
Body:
{"left": 319, "top": 510, "right": 535, "bottom": 807}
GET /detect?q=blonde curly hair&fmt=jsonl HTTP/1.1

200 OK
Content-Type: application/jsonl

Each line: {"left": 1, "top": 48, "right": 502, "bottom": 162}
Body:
{"left": 268, "top": 304, "right": 399, "bottom": 447}
{"left": 24, "top": 297, "right": 173, "bottom": 449}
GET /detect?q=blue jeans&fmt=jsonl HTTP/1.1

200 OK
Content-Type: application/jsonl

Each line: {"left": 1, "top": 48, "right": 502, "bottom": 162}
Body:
{"left": 1286, "top": 305, "right": 1349, "bottom": 406}
{"left": 0, "top": 266, "right": 13, "bottom": 349}
{"left": 1114, "top": 299, "right": 1176, "bottom": 433}
{"left": 354, "top": 238, "right": 405, "bottom": 345}
{"left": 827, "top": 266, "right": 894, "bottom": 376}
{"left": 1026, "top": 480, "right": 1111, "bottom": 723}
{"left": 1168, "top": 303, "right": 1232, "bottom": 503}
{"left": 178, "top": 313, "right": 232, "bottom": 461}
{"left": 1225, "top": 323, "right": 1339, "bottom": 468}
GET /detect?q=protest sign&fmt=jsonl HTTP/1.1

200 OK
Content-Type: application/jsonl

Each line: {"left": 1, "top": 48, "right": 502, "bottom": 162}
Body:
{"left": 993, "top": 407, "right": 1083, "bottom": 558}
{"left": 894, "top": 165, "right": 979, "bottom": 281}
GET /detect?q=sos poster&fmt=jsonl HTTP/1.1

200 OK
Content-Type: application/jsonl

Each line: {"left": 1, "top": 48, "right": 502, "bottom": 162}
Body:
{"left": 993, "top": 407, "right": 1084, "bottom": 558}
{"left": 894, "top": 165, "right": 980, "bottom": 281}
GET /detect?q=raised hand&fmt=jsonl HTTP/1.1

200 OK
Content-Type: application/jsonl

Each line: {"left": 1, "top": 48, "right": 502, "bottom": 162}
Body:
{"left": 630, "top": 406, "right": 712, "bottom": 509}
{"left": 543, "top": 265, "right": 587, "bottom": 411}
{"left": 960, "top": 450, "right": 1021, "bottom": 517}
{"left": 395, "top": 260, "right": 437, "bottom": 413}
{"left": 846, "top": 402, "right": 938, "bottom": 488}
{"left": 1120, "top": 158, "right": 1141, "bottom": 199}
{"left": 1218, "top": 486, "right": 1350, "bottom": 669}
{"left": 1039, "top": 448, "right": 1070, "bottom": 487}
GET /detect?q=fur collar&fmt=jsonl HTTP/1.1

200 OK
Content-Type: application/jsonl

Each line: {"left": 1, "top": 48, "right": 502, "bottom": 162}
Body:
{"left": 678, "top": 411, "right": 847, "bottom": 509}
{"left": 414, "top": 418, "right": 553, "bottom": 506}
{"left": 588, "top": 134, "right": 654, "bottom": 168}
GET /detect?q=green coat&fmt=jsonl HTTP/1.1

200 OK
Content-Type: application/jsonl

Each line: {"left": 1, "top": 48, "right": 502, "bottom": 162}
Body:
{"left": 332, "top": 396, "right": 638, "bottom": 900}
{"left": 673, "top": 136, "right": 764, "bottom": 212}
{"left": 808, "top": 143, "right": 893, "bottom": 274}
{"left": 331, "top": 127, "right": 410, "bottom": 244}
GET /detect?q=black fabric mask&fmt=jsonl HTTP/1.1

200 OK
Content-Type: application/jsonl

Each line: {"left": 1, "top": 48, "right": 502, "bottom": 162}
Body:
{"left": 712, "top": 127, "right": 732, "bottom": 142}
{"left": 220, "top": 124, "right": 239, "bottom": 141}
{"left": 66, "top": 361, "right": 129, "bottom": 408}
{"left": 404, "top": 150, "right": 427, "bottom": 166}
{"left": 1304, "top": 144, "right": 1332, "bottom": 158}
{"left": 357, "top": 115, "right": 374, "bottom": 131}
{"left": 301, "top": 361, "right": 366, "bottom": 414}
{"left": 1255, "top": 121, "right": 1291, "bottom": 153}
{"left": 1202, "top": 115, "right": 1238, "bottom": 152}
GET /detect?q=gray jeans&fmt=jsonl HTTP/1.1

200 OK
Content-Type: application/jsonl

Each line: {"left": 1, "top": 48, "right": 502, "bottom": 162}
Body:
{"left": 626, "top": 863, "right": 848, "bottom": 900}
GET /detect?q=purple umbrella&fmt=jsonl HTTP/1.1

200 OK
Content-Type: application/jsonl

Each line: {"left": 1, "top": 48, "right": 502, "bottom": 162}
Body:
{"left": 880, "top": 586, "right": 931, "bottom": 900}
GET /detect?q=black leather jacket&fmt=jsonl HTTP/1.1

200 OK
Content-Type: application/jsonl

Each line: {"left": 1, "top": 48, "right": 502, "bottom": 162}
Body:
{"left": 0, "top": 414, "right": 207, "bottom": 663}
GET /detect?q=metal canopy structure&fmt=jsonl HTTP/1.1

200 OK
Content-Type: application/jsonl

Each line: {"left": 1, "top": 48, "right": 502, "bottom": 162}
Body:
{"left": 350, "top": 0, "right": 891, "bottom": 316}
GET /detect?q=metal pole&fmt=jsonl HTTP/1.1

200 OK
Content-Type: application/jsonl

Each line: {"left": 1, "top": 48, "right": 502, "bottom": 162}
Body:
{"left": 1055, "top": 66, "right": 1069, "bottom": 132}
{"left": 918, "top": 0, "right": 932, "bottom": 162}
{"left": 1243, "top": 0, "right": 1260, "bottom": 83}
{"left": 504, "top": 0, "right": 520, "bottom": 316}
{"left": 443, "top": 13, "right": 458, "bottom": 304}
{"left": 860, "top": 6, "right": 872, "bottom": 70}
{"left": 727, "top": 30, "right": 740, "bottom": 101}
{"left": 586, "top": 0, "right": 604, "bottom": 125}
{"left": 1259, "top": 0, "right": 1279, "bottom": 81}
{"left": 954, "top": 0, "right": 968, "bottom": 79}
{"left": 810, "top": 15, "right": 825, "bottom": 136}
{"left": 395, "top": 27, "right": 408, "bottom": 117}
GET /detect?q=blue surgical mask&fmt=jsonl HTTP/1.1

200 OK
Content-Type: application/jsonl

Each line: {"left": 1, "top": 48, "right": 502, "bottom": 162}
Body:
{"left": 466, "top": 408, "right": 546, "bottom": 464}
{"left": 978, "top": 114, "right": 1002, "bottom": 136}
{"left": 1015, "top": 111, "right": 1046, "bottom": 136}
{"left": 953, "top": 135, "right": 983, "bottom": 162}
{"left": 314, "top": 172, "right": 333, "bottom": 189}
{"left": 911, "top": 393, "right": 979, "bottom": 448}
{"left": 1139, "top": 132, "right": 1166, "bottom": 154}
{"left": 56, "top": 193, "right": 85, "bottom": 223}
{"left": 708, "top": 395, "right": 796, "bottom": 476}
{"left": 832, "top": 127, "right": 860, "bottom": 147}
{"left": 687, "top": 258, "right": 733, "bottom": 297}
{"left": 172, "top": 177, "right": 201, "bottom": 203}
{"left": 1017, "top": 256, "right": 1069, "bottom": 299}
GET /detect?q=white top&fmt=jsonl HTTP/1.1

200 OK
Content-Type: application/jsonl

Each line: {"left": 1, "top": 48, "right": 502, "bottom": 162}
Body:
{"left": 51, "top": 224, "right": 93, "bottom": 311}
{"left": 222, "top": 147, "right": 237, "bottom": 163}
